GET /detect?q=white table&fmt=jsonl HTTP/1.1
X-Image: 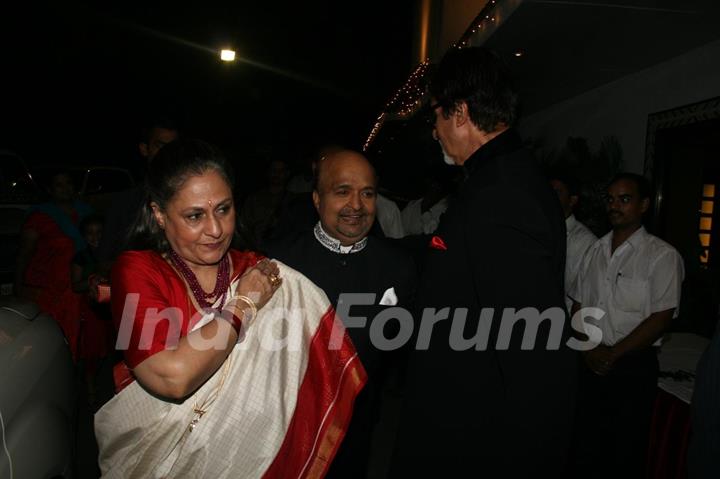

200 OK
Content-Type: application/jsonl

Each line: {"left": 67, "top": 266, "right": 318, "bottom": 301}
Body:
{"left": 657, "top": 332, "right": 710, "bottom": 404}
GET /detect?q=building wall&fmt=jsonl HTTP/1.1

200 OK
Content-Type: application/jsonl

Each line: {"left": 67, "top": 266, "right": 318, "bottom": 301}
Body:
{"left": 519, "top": 39, "right": 720, "bottom": 173}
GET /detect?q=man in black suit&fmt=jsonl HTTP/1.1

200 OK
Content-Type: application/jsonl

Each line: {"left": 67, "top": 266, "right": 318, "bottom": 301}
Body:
{"left": 392, "top": 47, "right": 578, "bottom": 476}
{"left": 267, "top": 149, "right": 416, "bottom": 478}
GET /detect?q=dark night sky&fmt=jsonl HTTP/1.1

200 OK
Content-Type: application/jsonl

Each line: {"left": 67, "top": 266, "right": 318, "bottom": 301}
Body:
{"left": 2, "top": 2, "right": 416, "bottom": 172}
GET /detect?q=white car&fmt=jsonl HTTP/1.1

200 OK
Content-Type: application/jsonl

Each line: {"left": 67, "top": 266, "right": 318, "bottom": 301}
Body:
{"left": 0, "top": 297, "right": 74, "bottom": 478}
{"left": 0, "top": 150, "right": 40, "bottom": 296}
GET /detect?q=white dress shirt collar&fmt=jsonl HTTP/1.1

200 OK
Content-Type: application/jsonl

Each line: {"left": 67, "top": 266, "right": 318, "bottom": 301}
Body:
{"left": 565, "top": 214, "right": 579, "bottom": 234}
{"left": 600, "top": 225, "right": 648, "bottom": 256}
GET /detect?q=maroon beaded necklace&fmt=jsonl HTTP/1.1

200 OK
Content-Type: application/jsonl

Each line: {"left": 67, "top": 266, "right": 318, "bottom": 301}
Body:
{"left": 168, "top": 249, "right": 230, "bottom": 309}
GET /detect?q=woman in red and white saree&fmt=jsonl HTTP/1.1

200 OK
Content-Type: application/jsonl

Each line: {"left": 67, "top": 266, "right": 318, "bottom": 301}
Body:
{"left": 94, "top": 139, "right": 366, "bottom": 478}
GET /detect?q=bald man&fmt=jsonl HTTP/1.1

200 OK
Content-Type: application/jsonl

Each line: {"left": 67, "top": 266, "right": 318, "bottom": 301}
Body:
{"left": 266, "top": 149, "right": 416, "bottom": 478}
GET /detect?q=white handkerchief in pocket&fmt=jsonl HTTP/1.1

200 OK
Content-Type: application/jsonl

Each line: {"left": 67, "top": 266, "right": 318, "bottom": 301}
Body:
{"left": 379, "top": 287, "right": 398, "bottom": 306}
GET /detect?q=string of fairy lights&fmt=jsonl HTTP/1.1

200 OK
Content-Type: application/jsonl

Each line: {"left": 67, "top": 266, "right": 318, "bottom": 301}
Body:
{"left": 363, "top": 60, "right": 430, "bottom": 151}
{"left": 457, "top": 0, "right": 498, "bottom": 48}
{"left": 363, "top": 0, "right": 501, "bottom": 151}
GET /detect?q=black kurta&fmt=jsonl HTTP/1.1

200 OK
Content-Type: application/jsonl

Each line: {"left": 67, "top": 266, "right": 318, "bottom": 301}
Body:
{"left": 267, "top": 229, "right": 416, "bottom": 478}
{"left": 393, "top": 129, "right": 579, "bottom": 476}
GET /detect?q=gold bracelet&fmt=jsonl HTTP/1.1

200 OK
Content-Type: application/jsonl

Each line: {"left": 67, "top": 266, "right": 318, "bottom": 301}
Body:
{"left": 233, "top": 294, "right": 258, "bottom": 321}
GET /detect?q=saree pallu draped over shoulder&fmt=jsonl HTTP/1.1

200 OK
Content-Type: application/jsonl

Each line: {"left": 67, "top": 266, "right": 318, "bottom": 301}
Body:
{"left": 95, "top": 262, "right": 367, "bottom": 478}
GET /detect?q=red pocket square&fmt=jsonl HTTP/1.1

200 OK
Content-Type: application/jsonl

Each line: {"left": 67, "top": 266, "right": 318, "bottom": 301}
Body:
{"left": 429, "top": 235, "right": 447, "bottom": 251}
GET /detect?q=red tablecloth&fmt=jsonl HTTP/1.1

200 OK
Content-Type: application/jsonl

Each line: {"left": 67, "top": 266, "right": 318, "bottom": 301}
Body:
{"left": 647, "top": 388, "right": 691, "bottom": 479}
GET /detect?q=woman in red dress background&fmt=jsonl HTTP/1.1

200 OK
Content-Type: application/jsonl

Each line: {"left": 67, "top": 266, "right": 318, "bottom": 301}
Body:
{"left": 15, "top": 171, "right": 92, "bottom": 358}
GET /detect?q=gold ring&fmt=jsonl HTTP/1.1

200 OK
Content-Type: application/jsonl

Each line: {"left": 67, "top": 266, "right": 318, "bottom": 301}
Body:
{"left": 269, "top": 274, "right": 280, "bottom": 286}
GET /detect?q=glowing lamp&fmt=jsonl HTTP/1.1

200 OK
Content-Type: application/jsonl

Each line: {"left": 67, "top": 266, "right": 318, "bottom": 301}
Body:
{"left": 220, "top": 49, "right": 236, "bottom": 62}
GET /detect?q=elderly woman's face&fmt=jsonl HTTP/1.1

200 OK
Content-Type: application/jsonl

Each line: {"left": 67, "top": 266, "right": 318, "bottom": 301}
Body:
{"left": 152, "top": 170, "right": 235, "bottom": 268}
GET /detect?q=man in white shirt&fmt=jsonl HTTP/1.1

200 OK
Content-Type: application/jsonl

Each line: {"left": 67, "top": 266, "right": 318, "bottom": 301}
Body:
{"left": 549, "top": 173, "right": 597, "bottom": 310}
{"left": 400, "top": 196, "right": 448, "bottom": 235}
{"left": 401, "top": 173, "right": 452, "bottom": 236}
{"left": 375, "top": 193, "right": 405, "bottom": 238}
{"left": 570, "top": 173, "right": 684, "bottom": 478}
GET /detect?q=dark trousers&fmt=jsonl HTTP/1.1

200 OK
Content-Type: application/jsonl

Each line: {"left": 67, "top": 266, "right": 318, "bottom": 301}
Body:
{"left": 570, "top": 348, "right": 659, "bottom": 479}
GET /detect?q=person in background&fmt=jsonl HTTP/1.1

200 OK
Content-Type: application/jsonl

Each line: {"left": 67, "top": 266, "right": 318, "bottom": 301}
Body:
{"left": 400, "top": 167, "right": 453, "bottom": 236}
{"left": 95, "top": 116, "right": 179, "bottom": 272}
{"left": 269, "top": 148, "right": 325, "bottom": 242}
{"left": 137, "top": 120, "right": 179, "bottom": 171}
{"left": 375, "top": 192, "right": 405, "bottom": 239}
{"left": 286, "top": 153, "right": 315, "bottom": 194}
{"left": 240, "top": 158, "right": 290, "bottom": 247}
{"left": 72, "top": 214, "right": 104, "bottom": 292}
{"left": 71, "top": 214, "right": 113, "bottom": 405}
{"left": 570, "top": 173, "right": 684, "bottom": 478}
{"left": 15, "top": 171, "right": 92, "bottom": 358}
{"left": 549, "top": 172, "right": 597, "bottom": 311}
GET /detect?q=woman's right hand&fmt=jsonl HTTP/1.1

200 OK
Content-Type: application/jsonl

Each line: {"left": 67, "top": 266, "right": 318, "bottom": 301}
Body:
{"left": 233, "top": 259, "right": 282, "bottom": 310}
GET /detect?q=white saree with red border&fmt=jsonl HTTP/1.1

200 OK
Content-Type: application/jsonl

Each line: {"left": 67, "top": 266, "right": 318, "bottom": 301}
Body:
{"left": 94, "top": 263, "right": 367, "bottom": 478}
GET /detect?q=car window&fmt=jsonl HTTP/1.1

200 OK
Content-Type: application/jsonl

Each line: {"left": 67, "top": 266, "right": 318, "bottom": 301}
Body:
{"left": 84, "top": 169, "right": 133, "bottom": 195}
{"left": 31, "top": 167, "right": 85, "bottom": 196}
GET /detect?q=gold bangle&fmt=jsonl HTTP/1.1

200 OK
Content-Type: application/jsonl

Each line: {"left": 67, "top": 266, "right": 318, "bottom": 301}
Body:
{"left": 233, "top": 294, "right": 258, "bottom": 321}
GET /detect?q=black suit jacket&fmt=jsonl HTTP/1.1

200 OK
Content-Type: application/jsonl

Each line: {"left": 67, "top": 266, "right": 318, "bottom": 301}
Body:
{"left": 266, "top": 230, "right": 416, "bottom": 377}
{"left": 267, "top": 230, "right": 416, "bottom": 478}
{"left": 394, "top": 129, "right": 578, "bottom": 475}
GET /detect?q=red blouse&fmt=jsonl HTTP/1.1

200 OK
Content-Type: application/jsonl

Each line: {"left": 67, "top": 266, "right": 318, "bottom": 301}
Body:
{"left": 22, "top": 211, "right": 77, "bottom": 291}
{"left": 111, "top": 249, "right": 262, "bottom": 369}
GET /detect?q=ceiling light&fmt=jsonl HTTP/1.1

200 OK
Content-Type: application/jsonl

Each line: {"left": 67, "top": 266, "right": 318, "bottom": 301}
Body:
{"left": 220, "top": 49, "right": 236, "bottom": 62}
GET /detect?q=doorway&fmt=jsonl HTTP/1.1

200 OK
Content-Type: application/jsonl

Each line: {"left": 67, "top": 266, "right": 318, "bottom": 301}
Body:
{"left": 645, "top": 98, "right": 720, "bottom": 337}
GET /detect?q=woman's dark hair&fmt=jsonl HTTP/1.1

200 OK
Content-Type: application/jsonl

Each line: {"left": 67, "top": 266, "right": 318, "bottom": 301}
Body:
{"left": 430, "top": 47, "right": 519, "bottom": 132}
{"left": 127, "top": 139, "right": 235, "bottom": 253}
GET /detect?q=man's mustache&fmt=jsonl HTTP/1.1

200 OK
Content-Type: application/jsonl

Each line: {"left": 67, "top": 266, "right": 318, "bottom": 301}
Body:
{"left": 339, "top": 208, "right": 367, "bottom": 216}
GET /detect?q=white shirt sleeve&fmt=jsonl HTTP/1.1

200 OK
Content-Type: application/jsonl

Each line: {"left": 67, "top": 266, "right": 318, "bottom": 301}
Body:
{"left": 376, "top": 194, "right": 405, "bottom": 239}
{"left": 566, "top": 229, "right": 597, "bottom": 300}
{"left": 401, "top": 199, "right": 423, "bottom": 236}
{"left": 568, "top": 245, "right": 593, "bottom": 306}
{"left": 422, "top": 198, "right": 448, "bottom": 234}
